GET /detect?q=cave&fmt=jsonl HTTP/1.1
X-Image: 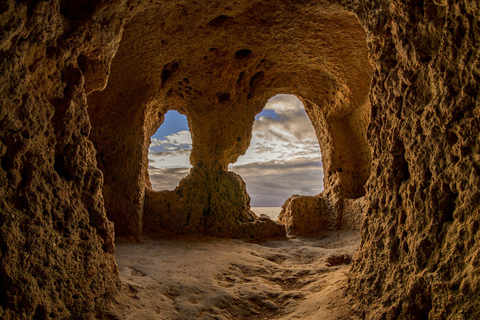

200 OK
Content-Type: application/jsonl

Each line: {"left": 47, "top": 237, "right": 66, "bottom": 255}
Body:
{"left": 85, "top": 0, "right": 372, "bottom": 239}
{"left": 1, "top": 0, "right": 479, "bottom": 319}
{"left": 148, "top": 110, "right": 192, "bottom": 192}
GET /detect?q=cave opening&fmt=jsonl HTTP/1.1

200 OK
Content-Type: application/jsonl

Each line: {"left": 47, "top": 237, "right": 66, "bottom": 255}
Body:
{"left": 229, "top": 94, "right": 324, "bottom": 220}
{"left": 83, "top": 4, "right": 374, "bottom": 317}
{"left": 84, "top": 0, "right": 373, "bottom": 240}
{"left": 147, "top": 110, "right": 192, "bottom": 191}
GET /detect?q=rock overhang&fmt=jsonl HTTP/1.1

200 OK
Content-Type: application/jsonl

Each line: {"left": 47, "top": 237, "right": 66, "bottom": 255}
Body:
{"left": 2, "top": 0, "right": 479, "bottom": 318}
{"left": 86, "top": 0, "right": 373, "bottom": 239}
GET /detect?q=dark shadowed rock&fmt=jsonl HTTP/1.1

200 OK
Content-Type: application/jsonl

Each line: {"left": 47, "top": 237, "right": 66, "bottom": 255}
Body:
{"left": 0, "top": 0, "right": 479, "bottom": 319}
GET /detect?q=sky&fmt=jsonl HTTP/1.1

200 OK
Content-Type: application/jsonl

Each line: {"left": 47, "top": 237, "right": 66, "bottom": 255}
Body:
{"left": 148, "top": 94, "right": 324, "bottom": 207}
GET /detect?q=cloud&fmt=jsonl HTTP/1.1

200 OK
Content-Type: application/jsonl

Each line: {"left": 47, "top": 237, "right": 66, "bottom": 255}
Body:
{"left": 229, "top": 94, "right": 324, "bottom": 206}
{"left": 148, "top": 166, "right": 191, "bottom": 191}
{"left": 150, "top": 130, "right": 192, "bottom": 152}
{"left": 230, "top": 159, "right": 324, "bottom": 207}
{"left": 147, "top": 94, "right": 324, "bottom": 206}
{"left": 150, "top": 149, "right": 191, "bottom": 159}
{"left": 255, "top": 101, "right": 317, "bottom": 142}
{"left": 149, "top": 130, "right": 193, "bottom": 168}
{"left": 148, "top": 150, "right": 192, "bottom": 168}
{"left": 263, "top": 94, "right": 304, "bottom": 113}
{"left": 233, "top": 94, "right": 321, "bottom": 167}
{"left": 147, "top": 159, "right": 324, "bottom": 206}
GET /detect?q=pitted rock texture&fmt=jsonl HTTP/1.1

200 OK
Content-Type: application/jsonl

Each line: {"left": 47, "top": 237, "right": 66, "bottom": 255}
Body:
{"left": 0, "top": 0, "right": 137, "bottom": 318}
{"left": 88, "top": 0, "right": 372, "bottom": 239}
{"left": 279, "top": 193, "right": 366, "bottom": 236}
{"left": 2, "top": 0, "right": 479, "bottom": 319}
{"left": 144, "top": 167, "right": 285, "bottom": 239}
{"left": 350, "top": 0, "right": 480, "bottom": 319}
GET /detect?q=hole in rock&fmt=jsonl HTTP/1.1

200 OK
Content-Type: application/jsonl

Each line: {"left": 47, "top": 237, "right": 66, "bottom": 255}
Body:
{"left": 235, "top": 49, "right": 252, "bottom": 59}
{"left": 148, "top": 110, "right": 192, "bottom": 190}
{"left": 229, "top": 94, "right": 324, "bottom": 220}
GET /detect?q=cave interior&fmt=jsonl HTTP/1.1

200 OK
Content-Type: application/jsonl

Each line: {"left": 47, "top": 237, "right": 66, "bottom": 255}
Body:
{"left": 0, "top": 0, "right": 479, "bottom": 319}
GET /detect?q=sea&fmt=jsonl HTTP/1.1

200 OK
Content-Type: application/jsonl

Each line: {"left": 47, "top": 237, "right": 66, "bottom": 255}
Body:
{"left": 251, "top": 207, "right": 282, "bottom": 221}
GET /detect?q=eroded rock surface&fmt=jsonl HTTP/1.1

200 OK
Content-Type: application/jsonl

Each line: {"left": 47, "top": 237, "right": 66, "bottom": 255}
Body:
{"left": 279, "top": 193, "right": 366, "bottom": 236}
{"left": 1, "top": 0, "right": 479, "bottom": 319}
{"left": 350, "top": 0, "right": 480, "bottom": 318}
{"left": 88, "top": 0, "right": 372, "bottom": 239}
{"left": 0, "top": 0, "right": 137, "bottom": 318}
{"left": 144, "top": 167, "right": 285, "bottom": 239}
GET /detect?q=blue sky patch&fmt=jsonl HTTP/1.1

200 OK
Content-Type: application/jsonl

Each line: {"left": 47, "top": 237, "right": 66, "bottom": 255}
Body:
{"left": 255, "top": 109, "right": 280, "bottom": 120}
{"left": 152, "top": 110, "right": 189, "bottom": 140}
{"left": 148, "top": 95, "right": 323, "bottom": 204}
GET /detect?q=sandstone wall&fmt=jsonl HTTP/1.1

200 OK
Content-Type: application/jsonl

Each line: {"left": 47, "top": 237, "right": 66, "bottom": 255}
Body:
{"left": 89, "top": 0, "right": 372, "bottom": 239}
{"left": 279, "top": 191, "right": 367, "bottom": 236}
{"left": 350, "top": 0, "right": 480, "bottom": 318}
{"left": 0, "top": 0, "right": 135, "bottom": 318}
{"left": 2, "top": 0, "right": 478, "bottom": 318}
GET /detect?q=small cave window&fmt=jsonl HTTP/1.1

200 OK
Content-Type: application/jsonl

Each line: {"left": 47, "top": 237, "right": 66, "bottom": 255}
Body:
{"left": 229, "top": 94, "right": 324, "bottom": 219}
{"left": 148, "top": 110, "right": 192, "bottom": 190}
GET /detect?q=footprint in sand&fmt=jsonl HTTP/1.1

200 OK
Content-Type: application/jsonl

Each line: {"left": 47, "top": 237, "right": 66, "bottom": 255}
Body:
{"left": 126, "top": 266, "right": 146, "bottom": 277}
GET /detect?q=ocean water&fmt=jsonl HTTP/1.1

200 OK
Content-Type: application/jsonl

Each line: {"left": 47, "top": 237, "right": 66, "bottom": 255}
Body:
{"left": 251, "top": 207, "right": 282, "bottom": 221}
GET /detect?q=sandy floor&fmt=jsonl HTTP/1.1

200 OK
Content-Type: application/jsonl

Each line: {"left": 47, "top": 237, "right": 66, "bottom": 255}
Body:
{"left": 105, "top": 231, "right": 360, "bottom": 320}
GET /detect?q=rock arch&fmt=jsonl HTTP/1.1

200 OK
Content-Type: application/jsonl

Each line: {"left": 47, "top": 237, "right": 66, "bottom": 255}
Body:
{"left": 87, "top": 1, "right": 372, "bottom": 239}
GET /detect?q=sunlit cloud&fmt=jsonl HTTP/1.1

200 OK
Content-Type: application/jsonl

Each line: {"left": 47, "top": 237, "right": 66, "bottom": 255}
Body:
{"left": 231, "top": 94, "right": 321, "bottom": 167}
{"left": 148, "top": 95, "right": 324, "bottom": 205}
{"left": 148, "top": 111, "right": 193, "bottom": 187}
{"left": 229, "top": 94, "right": 324, "bottom": 206}
{"left": 231, "top": 159, "right": 324, "bottom": 207}
{"left": 148, "top": 130, "right": 192, "bottom": 168}
{"left": 150, "top": 130, "right": 192, "bottom": 152}
{"left": 148, "top": 166, "right": 191, "bottom": 190}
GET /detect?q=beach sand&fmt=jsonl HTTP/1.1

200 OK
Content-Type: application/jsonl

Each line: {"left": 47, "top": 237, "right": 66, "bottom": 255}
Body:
{"left": 251, "top": 207, "right": 282, "bottom": 221}
{"left": 104, "top": 229, "right": 360, "bottom": 319}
